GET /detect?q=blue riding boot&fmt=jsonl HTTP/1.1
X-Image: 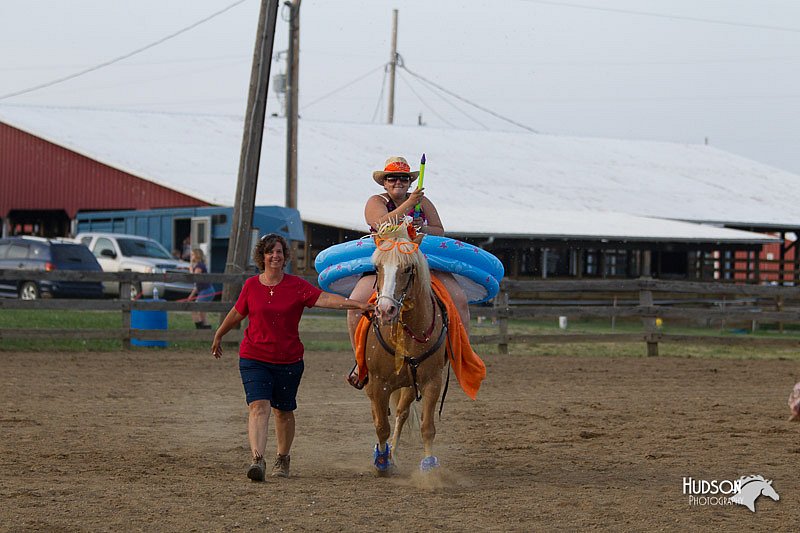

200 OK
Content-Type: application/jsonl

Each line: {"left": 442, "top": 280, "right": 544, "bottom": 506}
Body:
{"left": 373, "top": 443, "right": 393, "bottom": 472}
{"left": 420, "top": 455, "right": 440, "bottom": 472}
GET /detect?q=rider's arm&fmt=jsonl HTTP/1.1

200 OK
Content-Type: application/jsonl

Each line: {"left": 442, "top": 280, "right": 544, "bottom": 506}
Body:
{"left": 419, "top": 197, "right": 444, "bottom": 236}
{"left": 365, "top": 192, "right": 424, "bottom": 229}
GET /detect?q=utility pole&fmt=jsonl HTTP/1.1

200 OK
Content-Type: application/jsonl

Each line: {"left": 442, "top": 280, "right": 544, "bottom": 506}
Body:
{"left": 285, "top": 0, "right": 301, "bottom": 209}
{"left": 222, "top": 0, "right": 280, "bottom": 304}
{"left": 387, "top": 9, "right": 398, "bottom": 124}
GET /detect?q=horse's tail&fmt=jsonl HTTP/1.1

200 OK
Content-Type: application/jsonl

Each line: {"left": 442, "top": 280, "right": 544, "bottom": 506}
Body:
{"left": 405, "top": 396, "right": 420, "bottom": 435}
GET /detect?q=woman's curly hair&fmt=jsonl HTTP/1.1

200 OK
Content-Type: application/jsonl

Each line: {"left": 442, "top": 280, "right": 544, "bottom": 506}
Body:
{"left": 253, "top": 233, "right": 290, "bottom": 271}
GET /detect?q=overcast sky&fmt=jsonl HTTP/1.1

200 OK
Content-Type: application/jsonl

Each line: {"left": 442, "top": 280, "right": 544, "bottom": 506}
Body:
{"left": 1, "top": 0, "right": 799, "bottom": 174}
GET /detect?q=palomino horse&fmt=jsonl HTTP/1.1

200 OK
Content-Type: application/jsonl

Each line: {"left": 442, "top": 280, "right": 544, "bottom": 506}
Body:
{"left": 364, "top": 220, "right": 449, "bottom": 474}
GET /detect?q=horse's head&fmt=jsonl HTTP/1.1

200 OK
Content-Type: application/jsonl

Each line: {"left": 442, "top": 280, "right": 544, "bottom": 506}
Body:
{"left": 760, "top": 480, "right": 780, "bottom": 502}
{"left": 371, "top": 219, "right": 429, "bottom": 324}
{"left": 732, "top": 475, "right": 780, "bottom": 512}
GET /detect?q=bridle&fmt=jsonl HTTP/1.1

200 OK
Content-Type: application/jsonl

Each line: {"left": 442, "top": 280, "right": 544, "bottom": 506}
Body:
{"left": 374, "top": 267, "right": 415, "bottom": 315}
{"left": 373, "top": 237, "right": 419, "bottom": 315}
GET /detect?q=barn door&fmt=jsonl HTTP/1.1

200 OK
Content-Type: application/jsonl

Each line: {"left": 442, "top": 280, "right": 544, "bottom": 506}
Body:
{"left": 190, "top": 217, "right": 212, "bottom": 267}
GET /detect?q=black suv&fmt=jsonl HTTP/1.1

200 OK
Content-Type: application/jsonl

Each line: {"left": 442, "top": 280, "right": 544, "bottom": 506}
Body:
{"left": 0, "top": 237, "right": 104, "bottom": 300}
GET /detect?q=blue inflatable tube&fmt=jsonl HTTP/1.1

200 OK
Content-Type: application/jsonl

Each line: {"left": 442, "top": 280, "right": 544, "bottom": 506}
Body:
{"left": 315, "top": 236, "right": 504, "bottom": 304}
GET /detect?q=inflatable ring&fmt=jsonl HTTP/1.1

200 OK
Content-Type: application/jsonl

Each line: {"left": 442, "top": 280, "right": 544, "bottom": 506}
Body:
{"left": 315, "top": 236, "right": 504, "bottom": 304}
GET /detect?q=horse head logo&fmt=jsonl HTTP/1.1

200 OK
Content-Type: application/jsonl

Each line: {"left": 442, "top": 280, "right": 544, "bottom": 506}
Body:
{"left": 730, "top": 475, "right": 779, "bottom": 513}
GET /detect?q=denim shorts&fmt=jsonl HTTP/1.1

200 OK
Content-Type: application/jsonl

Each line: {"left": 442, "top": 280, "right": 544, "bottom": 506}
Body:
{"left": 196, "top": 287, "right": 215, "bottom": 302}
{"left": 239, "top": 358, "right": 304, "bottom": 411}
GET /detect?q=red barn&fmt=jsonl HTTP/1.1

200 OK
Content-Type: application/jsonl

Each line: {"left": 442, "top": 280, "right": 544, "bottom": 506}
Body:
{"left": 733, "top": 234, "right": 797, "bottom": 284}
{"left": 0, "top": 121, "right": 209, "bottom": 237}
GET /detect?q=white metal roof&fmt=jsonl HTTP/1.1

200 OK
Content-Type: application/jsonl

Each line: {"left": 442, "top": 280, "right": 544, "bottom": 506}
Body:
{"left": 0, "top": 104, "right": 787, "bottom": 243}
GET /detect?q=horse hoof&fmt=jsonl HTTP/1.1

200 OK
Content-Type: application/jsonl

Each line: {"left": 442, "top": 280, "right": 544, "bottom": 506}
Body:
{"left": 373, "top": 444, "right": 393, "bottom": 474}
{"left": 420, "top": 456, "right": 440, "bottom": 472}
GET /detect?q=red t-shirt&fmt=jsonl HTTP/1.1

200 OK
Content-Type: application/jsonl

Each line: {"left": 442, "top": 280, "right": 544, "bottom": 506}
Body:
{"left": 235, "top": 274, "right": 322, "bottom": 364}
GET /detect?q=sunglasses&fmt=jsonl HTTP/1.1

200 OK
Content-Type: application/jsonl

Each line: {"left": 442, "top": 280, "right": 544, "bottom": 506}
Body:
{"left": 384, "top": 175, "right": 411, "bottom": 184}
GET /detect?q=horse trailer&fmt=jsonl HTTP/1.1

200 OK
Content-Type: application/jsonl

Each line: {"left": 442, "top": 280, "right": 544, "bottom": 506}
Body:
{"left": 73, "top": 206, "right": 304, "bottom": 274}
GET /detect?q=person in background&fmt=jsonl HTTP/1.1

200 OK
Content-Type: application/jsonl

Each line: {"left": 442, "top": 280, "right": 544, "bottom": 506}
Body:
{"left": 211, "top": 233, "right": 373, "bottom": 482}
{"left": 181, "top": 236, "right": 192, "bottom": 261}
{"left": 187, "top": 248, "right": 213, "bottom": 329}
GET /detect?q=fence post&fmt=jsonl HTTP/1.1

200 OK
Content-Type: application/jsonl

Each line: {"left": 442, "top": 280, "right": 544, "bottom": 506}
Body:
{"left": 638, "top": 251, "right": 658, "bottom": 356}
{"left": 497, "top": 291, "right": 509, "bottom": 355}
{"left": 119, "top": 281, "right": 131, "bottom": 300}
{"left": 639, "top": 282, "right": 658, "bottom": 356}
{"left": 611, "top": 296, "right": 617, "bottom": 331}
{"left": 122, "top": 300, "right": 131, "bottom": 350}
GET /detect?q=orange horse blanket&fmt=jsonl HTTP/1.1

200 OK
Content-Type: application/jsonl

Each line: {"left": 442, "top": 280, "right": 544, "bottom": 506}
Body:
{"left": 354, "top": 275, "right": 486, "bottom": 399}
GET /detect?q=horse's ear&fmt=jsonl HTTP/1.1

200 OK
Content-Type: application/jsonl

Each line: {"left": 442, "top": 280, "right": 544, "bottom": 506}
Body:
{"left": 412, "top": 233, "right": 424, "bottom": 245}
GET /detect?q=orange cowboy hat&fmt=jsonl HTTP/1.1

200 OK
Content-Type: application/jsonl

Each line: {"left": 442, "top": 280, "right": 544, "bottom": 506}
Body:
{"left": 372, "top": 156, "right": 420, "bottom": 185}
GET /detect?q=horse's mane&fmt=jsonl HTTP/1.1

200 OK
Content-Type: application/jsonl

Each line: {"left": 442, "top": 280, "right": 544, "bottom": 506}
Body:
{"left": 738, "top": 475, "right": 769, "bottom": 486}
{"left": 372, "top": 218, "right": 431, "bottom": 293}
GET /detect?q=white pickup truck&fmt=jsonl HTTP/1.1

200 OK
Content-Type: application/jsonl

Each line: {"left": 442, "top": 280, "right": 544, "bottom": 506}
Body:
{"left": 75, "top": 232, "right": 194, "bottom": 300}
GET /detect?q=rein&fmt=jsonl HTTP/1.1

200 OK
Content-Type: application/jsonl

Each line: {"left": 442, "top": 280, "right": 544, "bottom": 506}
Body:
{"left": 402, "top": 295, "right": 438, "bottom": 343}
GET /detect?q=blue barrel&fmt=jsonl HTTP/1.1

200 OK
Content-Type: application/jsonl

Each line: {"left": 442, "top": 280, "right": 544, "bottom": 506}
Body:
{"left": 131, "top": 300, "right": 168, "bottom": 347}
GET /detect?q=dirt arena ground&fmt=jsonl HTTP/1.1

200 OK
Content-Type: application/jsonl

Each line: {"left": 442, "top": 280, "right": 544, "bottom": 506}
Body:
{"left": 2, "top": 347, "right": 800, "bottom": 531}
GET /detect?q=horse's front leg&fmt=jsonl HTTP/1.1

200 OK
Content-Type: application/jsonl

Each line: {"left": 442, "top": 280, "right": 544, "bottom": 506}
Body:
{"left": 389, "top": 387, "right": 415, "bottom": 464}
{"left": 366, "top": 381, "right": 393, "bottom": 474}
{"left": 419, "top": 371, "right": 444, "bottom": 472}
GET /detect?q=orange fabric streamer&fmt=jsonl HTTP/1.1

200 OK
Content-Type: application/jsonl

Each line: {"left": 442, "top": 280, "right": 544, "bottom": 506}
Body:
{"left": 353, "top": 274, "right": 486, "bottom": 400}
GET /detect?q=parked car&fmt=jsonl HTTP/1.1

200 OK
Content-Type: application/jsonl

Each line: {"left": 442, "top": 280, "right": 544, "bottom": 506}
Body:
{"left": 75, "top": 232, "right": 193, "bottom": 300}
{"left": 0, "top": 236, "right": 104, "bottom": 300}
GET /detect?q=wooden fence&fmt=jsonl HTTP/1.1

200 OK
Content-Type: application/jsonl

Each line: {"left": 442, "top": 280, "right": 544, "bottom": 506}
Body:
{"left": 0, "top": 270, "right": 249, "bottom": 347}
{"left": 2, "top": 270, "right": 800, "bottom": 354}
{"left": 473, "top": 278, "right": 800, "bottom": 354}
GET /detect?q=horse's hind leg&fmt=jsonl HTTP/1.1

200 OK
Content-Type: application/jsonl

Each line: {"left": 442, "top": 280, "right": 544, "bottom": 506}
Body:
{"left": 389, "top": 387, "right": 415, "bottom": 463}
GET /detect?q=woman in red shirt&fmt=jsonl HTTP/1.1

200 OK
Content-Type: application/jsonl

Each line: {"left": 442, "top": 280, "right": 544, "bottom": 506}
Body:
{"left": 211, "top": 233, "right": 372, "bottom": 482}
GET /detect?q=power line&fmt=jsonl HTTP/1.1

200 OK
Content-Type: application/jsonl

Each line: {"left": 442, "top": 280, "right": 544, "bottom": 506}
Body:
{"left": 399, "top": 63, "right": 539, "bottom": 133}
{"left": 406, "top": 55, "right": 800, "bottom": 67}
{"left": 396, "top": 71, "right": 458, "bottom": 128}
{"left": 29, "top": 60, "right": 247, "bottom": 98}
{"left": 371, "top": 65, "right": 389, "bottom": 123}
{"left": 0, "top": 54, "right": 249, "bottom": 73}
{"left": 0, "top": 0, "right": 249, "bottom": 101}
{"left": 0, "top": 101, "right": 243, "bottom": 119}
{"left": 300, "top": 63, "right": 386, "bottom": 110}
{"left": 400, "top": 61, "right": 488, "bottom": 129}
{"left": 521, "top": 0, "right": 800, "bottom": 34}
